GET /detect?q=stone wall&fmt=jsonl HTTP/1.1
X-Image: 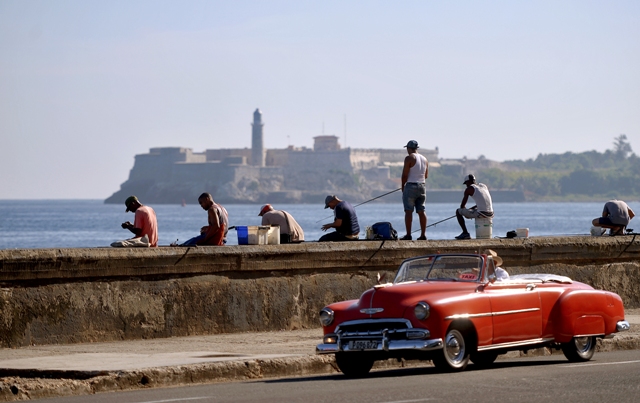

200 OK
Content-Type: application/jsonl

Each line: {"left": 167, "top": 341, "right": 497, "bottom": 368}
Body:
{"left": 1, "top": 236, "right": 639, "bottom": 348}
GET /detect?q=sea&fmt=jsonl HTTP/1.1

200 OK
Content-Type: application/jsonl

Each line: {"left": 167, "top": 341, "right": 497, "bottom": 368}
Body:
{"left": 1, "top": 200, "right": 638, "bottom": 249}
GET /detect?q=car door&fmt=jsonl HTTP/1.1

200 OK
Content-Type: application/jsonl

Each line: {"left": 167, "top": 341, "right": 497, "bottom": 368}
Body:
{"left": 483, "top": 281, "right": 543, "bottom": 345}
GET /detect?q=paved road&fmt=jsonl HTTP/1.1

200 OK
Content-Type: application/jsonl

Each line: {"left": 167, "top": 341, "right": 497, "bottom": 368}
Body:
{"left": 38, "top": 350, "right": 640, "bottom": 403}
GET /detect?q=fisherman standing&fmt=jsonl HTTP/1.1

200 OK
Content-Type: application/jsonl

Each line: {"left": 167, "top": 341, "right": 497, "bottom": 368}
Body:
{"left": 400, "top": 140, "right": 428, "bottom": 240}
{"left": 319, "top": 195, "right": 360, "bottom": 242}
{"left": 455, "top": 174, "right": 493, "bottom": 240}
{"left": 259, "top": 204, "right": 304, "bottom": 243}
{"left": 592, "top": 199, "right": 635, "bottom": 236}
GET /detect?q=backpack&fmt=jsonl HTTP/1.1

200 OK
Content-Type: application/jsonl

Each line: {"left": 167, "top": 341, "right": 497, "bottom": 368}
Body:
{"left": 371, "top": 222, "right": 398, "bottom": 240}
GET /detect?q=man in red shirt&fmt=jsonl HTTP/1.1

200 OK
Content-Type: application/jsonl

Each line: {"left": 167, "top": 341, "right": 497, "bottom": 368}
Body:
{"left": 180, "top": 193, "right": 228, "bottom": 246}
{"left": 121, "top": 196, "right": 158, "bottom": 247}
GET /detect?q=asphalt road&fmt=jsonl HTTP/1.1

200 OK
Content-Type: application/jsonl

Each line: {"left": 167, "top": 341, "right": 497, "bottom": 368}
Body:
{"left": 39, "top": 350, "right": 640, "bottom": 403}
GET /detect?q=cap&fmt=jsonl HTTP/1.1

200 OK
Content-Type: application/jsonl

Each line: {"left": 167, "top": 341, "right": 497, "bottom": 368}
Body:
{"left": 484, "top": 249, "right": 503, "bottom": 267}
{"left": 125, "top": 195, "right": 139, "bottom": 212}
{"left": 258, "top": 204, "right": 272, "bottom": 216}
{"left": 463, "top": 174, "right": 476, "bottom": 184}
{"left": 324, "top": 195, "right": 336, "bottom": 209}
{"left": 404, "top": 140, "right": 419, "bottom": 149}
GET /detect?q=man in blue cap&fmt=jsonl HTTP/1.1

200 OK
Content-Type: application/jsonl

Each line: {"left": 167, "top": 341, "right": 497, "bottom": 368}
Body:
{"left": 319, "top": 195, "right": 360, "bottom": 242}
{"left": 400, "top": 140, "right": 428, "bottom": 240}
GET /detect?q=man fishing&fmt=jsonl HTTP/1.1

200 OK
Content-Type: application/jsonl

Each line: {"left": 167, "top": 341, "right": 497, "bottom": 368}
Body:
{"left": 400, "top": 140, "right": 428, "bottom": 240}
{"left": 455, "top": 174, "right": 493, "bottom": 240}
{"left": 259, "top": 204, "right": 304, "bottom": 243}
{"left": 181, "top": 193, "right": 229, "bottom": 246}
{"left": 319, "top": 195, "right": 360, "bottom": 242}
{"left": 592, "top": 199, "right": 635, "bottom": 236}
{"left": 112, "top": 195, "right": 158, "bottom": 247}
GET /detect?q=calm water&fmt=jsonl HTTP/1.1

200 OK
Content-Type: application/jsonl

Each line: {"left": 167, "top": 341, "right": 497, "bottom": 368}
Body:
{"left": 0, "top": 200, "right": 638, "bottom": 249}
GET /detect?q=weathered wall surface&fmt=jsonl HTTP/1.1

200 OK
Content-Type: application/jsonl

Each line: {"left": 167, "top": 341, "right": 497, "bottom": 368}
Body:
{"left": 1, "top": 236, "right": 639, "bottom": 348}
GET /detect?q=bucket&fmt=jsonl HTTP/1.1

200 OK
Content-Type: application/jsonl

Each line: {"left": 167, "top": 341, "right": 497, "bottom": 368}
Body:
{"left": 590, "top": 226, "right": 605, "bottom": 236}
{"left": 236, "top": 226, "right": 249, "bottom": 245}
{"left": 516, "top": 228, "right": 529, "bottom": 238}
{"left": 475, "top": 217, "right": 493, "bottom": 239}
{"left": 267, "top": 226, "right": 280, "bottom": 245}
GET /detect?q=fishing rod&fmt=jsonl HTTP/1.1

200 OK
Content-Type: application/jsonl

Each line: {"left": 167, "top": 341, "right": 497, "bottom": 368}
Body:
{"left": 315, "top": 188, "right": 402, "bottom": 223}
{"left": 411, "top": 214, "right": 456, "bottom": 234}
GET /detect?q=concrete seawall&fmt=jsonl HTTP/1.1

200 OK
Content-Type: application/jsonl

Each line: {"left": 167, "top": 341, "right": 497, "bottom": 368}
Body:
{"left": 1, "top": 236, "right": 639, "bottom": 348}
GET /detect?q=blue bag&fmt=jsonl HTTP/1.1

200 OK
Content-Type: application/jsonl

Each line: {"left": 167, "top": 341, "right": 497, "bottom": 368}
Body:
{"left": 371, "top": 222, "right": 398, "bottom": 240}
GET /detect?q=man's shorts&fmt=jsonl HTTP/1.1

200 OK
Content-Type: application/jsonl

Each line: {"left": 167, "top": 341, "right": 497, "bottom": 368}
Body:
{"left": 457, "top": 208, "right": 493, "bottom": 219}
{"left": 598, "top": 217, "right": 626, "bottom": 227}
{"left": 403, "top": 182, "right": 426, "bottom": 212}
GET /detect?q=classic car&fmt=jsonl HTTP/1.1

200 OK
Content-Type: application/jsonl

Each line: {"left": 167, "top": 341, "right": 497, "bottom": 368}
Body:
{"left": 316, "top": 253, "right": 630, "bottom": 376}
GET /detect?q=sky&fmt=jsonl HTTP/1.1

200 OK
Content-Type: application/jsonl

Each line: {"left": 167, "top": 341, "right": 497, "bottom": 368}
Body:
{"left": 1, "top": 0, "right": 639, "bottom": 199}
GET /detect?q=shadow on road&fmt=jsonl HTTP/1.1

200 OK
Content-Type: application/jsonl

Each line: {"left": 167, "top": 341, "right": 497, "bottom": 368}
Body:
{"left": 261, "top": 357, "right": 569, "bottom": 384}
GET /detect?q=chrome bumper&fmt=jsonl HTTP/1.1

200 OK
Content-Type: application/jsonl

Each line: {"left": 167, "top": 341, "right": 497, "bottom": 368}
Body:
{"left": 316, "top": 338, "right": 443, "bottom": 354}
{"left": 617, "top": 320, "right": 631, "bottom": 332}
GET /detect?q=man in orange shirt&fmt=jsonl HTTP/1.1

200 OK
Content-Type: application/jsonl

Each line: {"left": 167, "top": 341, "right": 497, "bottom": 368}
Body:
{"left": 120, "top": 195, "right": 158, "bottom": 247}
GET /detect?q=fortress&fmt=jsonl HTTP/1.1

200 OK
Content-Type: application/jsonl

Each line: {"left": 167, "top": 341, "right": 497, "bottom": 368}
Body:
{"left": 105, "top": 109, "right": 442, "bottom": 204}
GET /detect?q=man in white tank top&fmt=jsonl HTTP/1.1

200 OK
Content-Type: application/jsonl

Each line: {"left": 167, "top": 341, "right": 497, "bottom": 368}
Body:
{"left": 455, "top": 174, "right": 493, "bottom": 240}
{"left": 401, "top": 140, "right": 428, "bottom": 240}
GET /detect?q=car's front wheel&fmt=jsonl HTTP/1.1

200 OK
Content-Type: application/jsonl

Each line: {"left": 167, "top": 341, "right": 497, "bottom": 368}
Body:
{"left": 433, "top": 328, "right": 470, "bottom": 371}
{"left": 562, "top": 336, "right": 596, "bottom": 362}
{"left": 335, "top": 352, "right": 375, "bottom": 377}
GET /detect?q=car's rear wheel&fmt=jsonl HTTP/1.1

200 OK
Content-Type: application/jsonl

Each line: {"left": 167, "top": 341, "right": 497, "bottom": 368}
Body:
{"left": 562, "top": 336, "right": 596, "bottom": 362}
{"left": 433, "top": 328, "right": 470, "bottom": 371}
{"left": 470, "top": 351, "right": 498, "bottom": 368}
{"left": 335, "top": 352, "right": 375, "bottom": 377}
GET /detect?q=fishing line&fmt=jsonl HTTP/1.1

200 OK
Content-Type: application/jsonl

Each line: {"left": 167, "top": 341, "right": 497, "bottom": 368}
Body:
{"left": 411, "top": 215, "right": 457, "bottom": 234}
{"left": 315, "top": 188, "right": 402, "bottom": 223}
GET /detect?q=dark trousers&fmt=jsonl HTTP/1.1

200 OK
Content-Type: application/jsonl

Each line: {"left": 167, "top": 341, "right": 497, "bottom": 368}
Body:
{"left": 319, "top": 231, "right": 358, "bottom": 242}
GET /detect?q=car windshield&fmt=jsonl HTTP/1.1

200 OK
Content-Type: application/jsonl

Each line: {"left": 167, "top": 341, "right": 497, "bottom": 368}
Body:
{"left": 394, "top": 255, "right": 484, "bottom": 284}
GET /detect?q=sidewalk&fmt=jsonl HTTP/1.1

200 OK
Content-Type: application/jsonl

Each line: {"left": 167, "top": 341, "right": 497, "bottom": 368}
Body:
{"left": 2, "top": 315, "right": 640, "bottom": 401}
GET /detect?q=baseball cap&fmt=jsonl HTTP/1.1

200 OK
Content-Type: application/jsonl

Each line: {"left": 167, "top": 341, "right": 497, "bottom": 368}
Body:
{"left": 258, "top": 204, "right": 272, "bottom": 216}
{"left": 324, "top": 195, "right": 336, "bottom": 209}
{"left": 404, "top": 140, "right": 419, "bottom": 149}
{"left": 125, "top": 195, "right": 139, "bottom": 212}
{"left": 463, "top": 174, "right": 476, "bottom": 184}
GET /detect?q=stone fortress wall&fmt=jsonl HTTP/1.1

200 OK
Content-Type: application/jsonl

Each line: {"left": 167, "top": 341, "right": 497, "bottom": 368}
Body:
{"left": 105, "top": 109, "right": 521, "bottom": 205}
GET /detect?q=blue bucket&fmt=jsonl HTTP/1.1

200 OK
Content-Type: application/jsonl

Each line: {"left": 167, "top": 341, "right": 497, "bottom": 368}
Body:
{"left": 236, "top": 226, "right": 249, "bottom": 245}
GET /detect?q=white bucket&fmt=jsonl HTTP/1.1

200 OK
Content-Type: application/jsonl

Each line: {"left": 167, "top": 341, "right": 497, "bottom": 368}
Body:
{"left": 475, "top": 217, "right": 493, "bottom": 239}
{"left": 516, "top": 228, "right": 529, "bottom": 238}
{"left": 267, "top": 226, "right": 280, "bottom": 245}
{"left": 590, "top": 226, "right": 605, "bottom": 236}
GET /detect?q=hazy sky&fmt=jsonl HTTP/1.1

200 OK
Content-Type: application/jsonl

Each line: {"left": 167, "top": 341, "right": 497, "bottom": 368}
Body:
{"left": 1, "top": 1, "right": 639, "bottom": 199}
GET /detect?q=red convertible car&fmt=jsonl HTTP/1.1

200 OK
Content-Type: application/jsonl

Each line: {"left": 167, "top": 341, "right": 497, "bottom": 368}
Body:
{"left": 316, "top": 253, "right": 630, "bottom": 376}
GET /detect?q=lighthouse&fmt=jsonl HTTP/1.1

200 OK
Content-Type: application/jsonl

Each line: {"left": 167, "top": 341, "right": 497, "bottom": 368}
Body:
{"left": 251, "top": 108, "right": 265, "bottom": 167}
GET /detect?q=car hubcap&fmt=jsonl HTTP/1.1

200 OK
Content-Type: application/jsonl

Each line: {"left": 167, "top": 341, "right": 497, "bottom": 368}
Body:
{"left": 575, "top": 337, "right": 592, "bottom": 353}
{"left": 445, "top": 331, "right": 465, "bottom": 364}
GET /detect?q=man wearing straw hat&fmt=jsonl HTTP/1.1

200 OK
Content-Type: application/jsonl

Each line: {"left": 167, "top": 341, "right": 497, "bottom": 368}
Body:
{"left": 484, "top": 249, "right": 509, "bottom": 281}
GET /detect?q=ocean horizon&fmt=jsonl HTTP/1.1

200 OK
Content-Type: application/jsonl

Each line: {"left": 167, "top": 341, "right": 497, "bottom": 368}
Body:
{"left": 1, "top": 199, "right": 638, "bottom": 249}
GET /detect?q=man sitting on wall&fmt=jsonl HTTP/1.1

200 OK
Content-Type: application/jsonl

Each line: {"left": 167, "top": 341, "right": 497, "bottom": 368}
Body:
{"left": 181, "top": 193, "right": 229, "bottom": 246}
{"left": 592, "top": 199, "right": 635, "bottom": 236}
{"left": 259, "top": 204, "right": 304, "bottom": 243}
{"left": 319, "top": 195, "right": 360, "bottom": 242}
{"left": 111, "top": 195, "right": 158, "bottom": 247}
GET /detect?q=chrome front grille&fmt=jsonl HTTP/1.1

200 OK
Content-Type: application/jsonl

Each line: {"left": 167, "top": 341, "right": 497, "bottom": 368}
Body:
{"left": 336, "top": 319, "right": 412, "bottom": 340}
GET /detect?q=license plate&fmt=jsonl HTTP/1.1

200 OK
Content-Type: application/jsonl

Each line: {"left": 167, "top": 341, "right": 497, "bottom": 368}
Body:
{"left": 348, "top": 340, "right": 379, "bottom": 350}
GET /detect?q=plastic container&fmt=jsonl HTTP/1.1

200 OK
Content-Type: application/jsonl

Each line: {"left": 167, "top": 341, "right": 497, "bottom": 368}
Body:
{"left": 590, "top": 226, "right": 606, "bottom": 236}
{"left": 475, "top": 217, "right": 493, "bottom": 239}
{"left": 516, "top": 228, "right": 529, "bottom": 238}
{"left": 247, "top": 226, "right": 270, "bottom": 245}
{"left": 267, "top": 226, "right": 280, "bottom": 245}
{"left": 236, "top": 226, "right": 249, "bottom": 245}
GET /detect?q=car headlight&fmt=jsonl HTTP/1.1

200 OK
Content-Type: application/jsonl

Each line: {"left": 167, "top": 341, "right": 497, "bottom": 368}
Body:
{"left": 414, "top": 302, "right": 430, "bottom": 320}
{"left": 319, "top": 307, "right": 334, "bottom": 326}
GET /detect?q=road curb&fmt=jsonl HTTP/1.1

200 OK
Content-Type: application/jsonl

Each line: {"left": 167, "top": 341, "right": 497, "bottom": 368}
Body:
{"left": 1, "top": 335, "right": 639, "bottom": 401}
